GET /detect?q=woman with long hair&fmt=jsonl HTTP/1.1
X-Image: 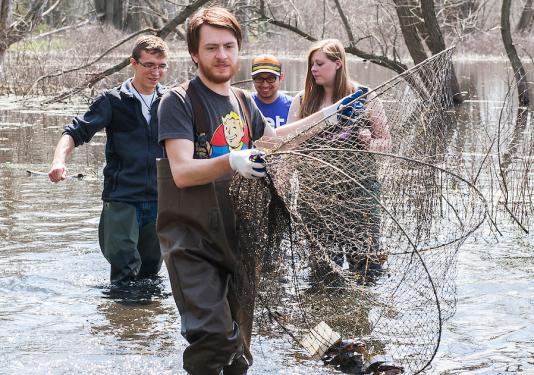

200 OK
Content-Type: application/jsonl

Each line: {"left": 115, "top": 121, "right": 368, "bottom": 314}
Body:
{"left": 289, "top": 39, "right": 391, "bottom": 284}
{"left": 288, "top": 38, "right": 390, "bottom": 150}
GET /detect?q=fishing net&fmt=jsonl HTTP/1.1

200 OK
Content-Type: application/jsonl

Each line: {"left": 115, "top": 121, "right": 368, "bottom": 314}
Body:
{"left": 231, "top": 47, "right": 488, "bottom": 374}
{"left": 490, "top": 76, "right": 534, "bottom": 232}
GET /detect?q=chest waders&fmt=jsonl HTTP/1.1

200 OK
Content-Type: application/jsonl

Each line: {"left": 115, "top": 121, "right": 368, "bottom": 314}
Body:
{"left": 157, "top": 82, "right": 255, "bottom": 375}
{"left": 308, "top": 87, "right": 383, "bottom": 287}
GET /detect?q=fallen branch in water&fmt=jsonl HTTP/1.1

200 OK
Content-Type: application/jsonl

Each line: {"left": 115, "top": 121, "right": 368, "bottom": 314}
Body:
{"left": 26, "top": 170, "right": 84, "bottom": 179}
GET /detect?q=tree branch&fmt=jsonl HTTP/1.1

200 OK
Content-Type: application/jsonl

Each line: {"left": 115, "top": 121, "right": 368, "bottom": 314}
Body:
{"left": 157, "top": 0, "right": 210, "bottom": 39}
{"left": 40, "top": 0, "right": 210, "bottom": 104}
{"left": 28, "top": 27, "right": 158, "bottom": 97}
{"left": 266, "top": 17, "right": 317, "bottom": 42}
{"left": 30, "top": 18, "right": 90, "bottom": 40}
{"left": 261, "top": 11, "right": 407, "bottom": 74}
{"left": 333, "top": 0, "right": 354, "bottom": 45}
{"left": 6, "top": 0, "right": 48, "bottom": 46}
{"left": 42, "top": 0, "right": 62, "bottom": 17}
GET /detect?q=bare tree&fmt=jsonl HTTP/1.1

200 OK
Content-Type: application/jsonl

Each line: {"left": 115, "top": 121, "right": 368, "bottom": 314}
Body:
{"left": 0, "top": 0, "right": 50, "bottom": 63}
{"left": 420, "top": 0, "right": 462, "bottom": 103}
{"left": 259, "top": 0, "right": 462, "bottom": 104}
{"left": 393, "top": 0, "right": 463, "bottom": 103}
{"left": 394, "top": 0, "right": 429, "bottom": 65}
{"left": 440, "top": 0, "right": 479, "bottom": 34}
{"left": 42, "top": 0, "right": 211, "bottom": 104}
{"left": 93, "top": 0, "right": 190, "bottom": 34}
{"left": 94, "top": 0, "right": 144, "bottom": 32}
{"left": 516, "top": 0, "right": 534, "bottom": 33}
{"left": 501, "top": 0, "right": 530, "bottom": 107}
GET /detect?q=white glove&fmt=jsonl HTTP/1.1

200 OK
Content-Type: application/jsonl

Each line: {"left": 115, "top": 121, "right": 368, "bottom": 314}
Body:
{"left": 229, "top": 149, "right": 266, "bottom": 179}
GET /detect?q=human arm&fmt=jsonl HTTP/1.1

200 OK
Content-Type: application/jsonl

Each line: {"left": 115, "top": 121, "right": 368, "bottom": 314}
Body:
{"left": 165, "top": 139, "right": 232, "bottom": 188}
{"left": 286, "top": 91, "right": 302, "bottom": 124}
{"left": 48, "top": 134, "right": 75, "bottom": 182}
{"left": 358, "top": 91, "right": 391, "bottom": 152}
{"left": 260, "top": 91, "right": 355, "bottom": 139}
{"left": 165, "top": 139, "right": 265, "bottom": 188}
{"left": 48, "top": 93, "right": 111, "bottom": 182}
{"left": 160, "top": 89, "right": 265, "bottom": 188}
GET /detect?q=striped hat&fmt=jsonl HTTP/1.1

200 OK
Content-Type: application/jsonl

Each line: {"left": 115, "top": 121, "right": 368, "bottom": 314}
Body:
{"left": 251, "top": 55, "right": 281, "bottom": 77}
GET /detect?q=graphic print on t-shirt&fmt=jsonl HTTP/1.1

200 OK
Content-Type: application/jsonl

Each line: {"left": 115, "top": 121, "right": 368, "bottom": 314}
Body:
{"left": 210, "top": 111, "right": 250, "bottom": 158}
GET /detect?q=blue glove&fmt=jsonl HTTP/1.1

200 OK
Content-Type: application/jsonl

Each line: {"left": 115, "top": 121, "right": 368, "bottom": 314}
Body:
{"left": 337, "top": 88, "right": 365, "bottom": 122}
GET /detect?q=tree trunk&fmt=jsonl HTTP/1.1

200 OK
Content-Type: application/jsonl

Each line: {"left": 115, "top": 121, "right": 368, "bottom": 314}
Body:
{"left": 0, "top": 0, "right": 48, "bottom": 66}
{"left": 502, "top": 0, "right": 530, "bottom": 107}
{"left": 516, "top": 0, "right": 534, "bottom": 33}
{"left": 0, "top": 0, "right": 11, "bottom": 32}
{"left": 394, "top": 0, "right": 428, "bottom": 65}
{"left": 0, "top": 0, "right": 12, "bottom": 56}
{"left": 94, "top": 0, "right": 144, "bottom": 32}
{"left": 420, "top": 0, "right": 463, "bottom": 104}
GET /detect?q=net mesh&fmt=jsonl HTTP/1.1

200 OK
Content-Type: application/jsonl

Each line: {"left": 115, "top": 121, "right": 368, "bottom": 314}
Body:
{"left": 231, "top": 47, "right": 488, "bottom": 374}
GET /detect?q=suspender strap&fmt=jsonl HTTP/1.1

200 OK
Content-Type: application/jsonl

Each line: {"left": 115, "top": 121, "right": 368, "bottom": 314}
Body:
{"left": 231, "top": 87, "right": 253, "bottom": 149}
{"left": 185, "top": 81, "right": 210, "bottom": 136}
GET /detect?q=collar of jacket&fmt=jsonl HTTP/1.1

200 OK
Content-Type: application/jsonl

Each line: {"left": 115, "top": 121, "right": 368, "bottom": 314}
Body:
{"left": 118, "top": 78, "right": 166, "bottom": 99}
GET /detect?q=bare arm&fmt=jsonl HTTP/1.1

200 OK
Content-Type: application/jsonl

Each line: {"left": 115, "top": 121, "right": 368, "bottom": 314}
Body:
{"left": 273, "top": 111, "right": 325, "bottom": 138}
{"left": 365, "top": 92, "right": 391, "bottom": 152}
{"left": 286, "top": 91, "right": 303, "bottom": 124}
{"left": 166, "top": 138, "right": 232, "bottom": 188}
{"left": 48, "top": 134, "right": 75, "bottom": 182}
{"left": 260, "top": 90, "right": 341, "bottom": 141}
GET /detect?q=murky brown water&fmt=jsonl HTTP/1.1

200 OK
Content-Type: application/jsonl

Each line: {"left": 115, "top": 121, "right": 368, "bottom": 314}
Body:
{"left": 1, "top": 58, "right": 533, "bottom": 374}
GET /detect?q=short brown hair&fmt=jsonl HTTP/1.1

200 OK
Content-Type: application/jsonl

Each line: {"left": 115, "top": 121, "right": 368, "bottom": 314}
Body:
{"left": 131, "top": 35, "right": 169, "bottom": 60}
{"left": 187, "top": 7, "right": 242, "bottom": 55}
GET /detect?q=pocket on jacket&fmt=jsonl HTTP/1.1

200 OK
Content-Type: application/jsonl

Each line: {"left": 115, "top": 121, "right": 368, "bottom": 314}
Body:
{"left": 111, "top": 160, "right": 122, "bottom": 191}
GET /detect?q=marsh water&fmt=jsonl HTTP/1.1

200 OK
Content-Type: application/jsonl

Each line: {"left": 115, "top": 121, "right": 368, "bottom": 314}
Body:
{"left": 1, "top": 57, "right": 533, "bottom": 374}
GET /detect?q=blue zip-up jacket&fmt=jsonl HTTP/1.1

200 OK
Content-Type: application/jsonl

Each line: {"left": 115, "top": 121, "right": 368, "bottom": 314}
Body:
{"left": 63, "top": 79, "right": 165, "bottom": 202}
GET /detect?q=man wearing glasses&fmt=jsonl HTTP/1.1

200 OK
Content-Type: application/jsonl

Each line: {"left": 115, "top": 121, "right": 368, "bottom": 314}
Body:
{"left": 48, "top": 35, "right": 168, "bottom": 286}
{"left": 251, "top": 54, "right": 293, "bottom": 128}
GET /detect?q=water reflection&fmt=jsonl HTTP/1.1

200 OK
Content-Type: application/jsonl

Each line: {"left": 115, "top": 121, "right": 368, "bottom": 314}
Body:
{"left": 94, "top": 279, "right": 174, "bottom": 344}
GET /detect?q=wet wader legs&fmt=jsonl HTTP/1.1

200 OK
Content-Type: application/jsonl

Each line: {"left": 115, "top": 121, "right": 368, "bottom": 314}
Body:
{"left": 346, "top": 177, "right": 383, "bottom": 280}
{"left": 99, "top": 201, "right": 162, "bottom": 284}
{"left": 134, "top": 201, "right": 163, "bottom": 277}
{"left": 164, "top": 247, "right": 252, "bottom": 375}
{"left": 308, "top": 177, "right": 382, "bottom": 288}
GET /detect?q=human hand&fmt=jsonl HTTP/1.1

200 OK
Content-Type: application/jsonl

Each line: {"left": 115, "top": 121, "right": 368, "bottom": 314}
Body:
{"left": 229, "top": 149, "right": 266, "bottom": 179}
{"left": 48, "top": 162, "right": 67, "bottom": 182}
{"left": 320, "top": 89, "right": 365, "bottom": 122}
{"left": 337, "top": 89, "right": 365, "bottom": 122}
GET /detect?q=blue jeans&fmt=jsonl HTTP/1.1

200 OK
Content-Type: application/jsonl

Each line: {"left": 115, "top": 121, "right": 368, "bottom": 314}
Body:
{"left": 131, "top": 200, "right": 158, "bottom": 227}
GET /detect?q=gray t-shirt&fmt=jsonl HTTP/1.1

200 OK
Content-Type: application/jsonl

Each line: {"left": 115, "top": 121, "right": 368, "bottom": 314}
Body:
{"left": 158, "top": 76, "right": 266, "bottom": 158}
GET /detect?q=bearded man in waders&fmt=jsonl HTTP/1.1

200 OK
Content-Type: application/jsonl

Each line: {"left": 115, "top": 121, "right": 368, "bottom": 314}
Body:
{"left": 157, "top": 7, "right": 366, "bottom": 375}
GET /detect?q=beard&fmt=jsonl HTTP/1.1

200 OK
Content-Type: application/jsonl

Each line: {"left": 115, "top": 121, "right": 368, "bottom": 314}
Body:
{"left": 198, "top": 58, "right": 240, "bottom": 84}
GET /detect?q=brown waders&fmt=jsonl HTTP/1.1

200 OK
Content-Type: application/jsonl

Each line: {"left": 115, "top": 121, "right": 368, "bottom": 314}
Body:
{"left": 157, "top": 161, "right": 254, "bottom": 375}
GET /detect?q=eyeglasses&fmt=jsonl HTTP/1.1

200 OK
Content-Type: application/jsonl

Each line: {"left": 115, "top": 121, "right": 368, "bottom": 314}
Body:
{"left": 253, "top": 76, "right": 278, "bottom": 84}
{"left": 136, "top": 60, "right": 168, "bottom": 71}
